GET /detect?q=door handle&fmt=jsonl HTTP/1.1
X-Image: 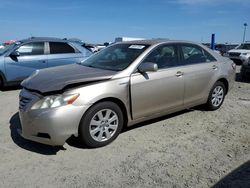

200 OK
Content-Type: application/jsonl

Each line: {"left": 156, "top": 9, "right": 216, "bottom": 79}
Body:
{"left": 212, "top": 65, "right": 218, "bottom": 70}
{"left": 38, "top": 60, "right": 46, "bottom": 63}
{"left": 176, "top": 71, "right": 184, "bottom": 77}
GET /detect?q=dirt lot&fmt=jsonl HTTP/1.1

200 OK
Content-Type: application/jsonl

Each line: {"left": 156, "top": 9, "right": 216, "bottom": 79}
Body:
{"left": 0, "top": 67, "right": 249, "bottom": 188}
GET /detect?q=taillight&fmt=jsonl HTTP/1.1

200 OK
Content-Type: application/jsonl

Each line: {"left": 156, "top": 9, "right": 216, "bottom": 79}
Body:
{"left": 232, "top": 63, "right": 236, "bottom": 70}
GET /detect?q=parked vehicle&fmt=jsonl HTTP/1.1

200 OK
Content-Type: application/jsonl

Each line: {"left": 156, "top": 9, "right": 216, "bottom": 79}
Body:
{"left": 19, "top": 40, "right": 235, "bottom": 148}
{"left": 240, "top": 55, "right": 250, "bottom": 80}
{"left": 226, "top": 42, "right": 250, "bottom": 64}
{"left": 67, "top": 38, "right": 105, "bottom": 53}
{"left": 0, "top": 37, "right": 92, "bottom": 87}
{"left": 3, "top": 40, "right": 17, "bottom": 45}
{"left": 215, "top": 43, "right": 238, "bottom": 56}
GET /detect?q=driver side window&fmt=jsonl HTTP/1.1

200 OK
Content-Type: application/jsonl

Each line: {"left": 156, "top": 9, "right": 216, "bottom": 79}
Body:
{"left": 142, "top": 45, "right": 179, "bottom": 69}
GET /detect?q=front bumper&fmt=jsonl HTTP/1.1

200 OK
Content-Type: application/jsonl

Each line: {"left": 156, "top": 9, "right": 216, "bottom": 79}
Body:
{"left": 19, "top": 90, "right": 90, "bottom": 146}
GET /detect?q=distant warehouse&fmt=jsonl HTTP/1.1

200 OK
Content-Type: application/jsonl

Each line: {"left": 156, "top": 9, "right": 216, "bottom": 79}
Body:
{"left": 115, "top": 37, "right": 146, "bottom": 42}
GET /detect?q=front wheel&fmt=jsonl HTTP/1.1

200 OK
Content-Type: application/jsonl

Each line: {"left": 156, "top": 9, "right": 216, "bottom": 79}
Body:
{"left": 79, "top": 101, "right": 124, "bottom": 148}
{"left": 206, "top": 81, "right": 226, "bottom": 110}
{"left": 0, "top": 77, "right": 3, "bottom": 89}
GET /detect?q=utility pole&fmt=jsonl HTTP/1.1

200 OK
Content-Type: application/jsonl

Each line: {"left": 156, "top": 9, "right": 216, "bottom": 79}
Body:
{"left": 243, "top": 23, "right": 247, "bottom": 43}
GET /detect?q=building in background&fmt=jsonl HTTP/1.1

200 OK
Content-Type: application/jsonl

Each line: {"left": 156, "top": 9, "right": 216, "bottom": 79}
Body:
{"left": 115, "top": 37, "right": 146, "bottom": 43}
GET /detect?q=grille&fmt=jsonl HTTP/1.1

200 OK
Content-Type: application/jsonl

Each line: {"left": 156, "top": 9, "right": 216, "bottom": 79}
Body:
{"left": 229, "top": 52, "right": 241, "bottom": 57}
{"left": 19, "top": 96, "right": 32, "bottom": 110}
{"left": 19, "top": 89, "right": 41, "bottom": 111}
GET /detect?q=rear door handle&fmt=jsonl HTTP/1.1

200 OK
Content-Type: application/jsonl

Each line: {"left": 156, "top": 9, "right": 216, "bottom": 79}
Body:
{"left": 176, "top": 71, "right": 184, "bottom": 77}
{"left": 212, "top": 65, "right": 218, "bottom": 70}
{"left": 38, "top": 60, "right": 47, "bottom": 63}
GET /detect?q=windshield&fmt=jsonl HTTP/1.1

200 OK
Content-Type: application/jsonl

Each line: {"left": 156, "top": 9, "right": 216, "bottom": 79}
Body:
{"left": 82, "top": 43, "right": 149, "bottom": 71}
{"left": 0, "top": 43, "right": 16, "bottom": 55}
{"left": 236, "top": 43, "right": 250, "bottom": 50}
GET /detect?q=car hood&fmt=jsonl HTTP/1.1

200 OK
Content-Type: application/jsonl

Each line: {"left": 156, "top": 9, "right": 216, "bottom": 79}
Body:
{"left": 229, "top": 49, "right": 250, "bottom": 53}
{"left": 21, "top": 64, "right": 117, "bottom": 93}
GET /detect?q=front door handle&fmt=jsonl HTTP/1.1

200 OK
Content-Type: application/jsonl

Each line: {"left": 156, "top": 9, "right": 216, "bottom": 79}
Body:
{"left": 176, "top": 71, "right": 184, "bottom": 77}
{"left": 212, "top": 65, "right": 218, "bottom": 70}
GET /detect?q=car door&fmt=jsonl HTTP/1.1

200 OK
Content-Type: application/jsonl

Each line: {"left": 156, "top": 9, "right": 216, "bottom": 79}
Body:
{"left": 47, "top": 42, "right": 87, "bottom": 67}
{"left": 130, "top": 44, "right": 184, "bottom": 120}
{"left": 4, "top": 42, "right": 47, "bottom": 82}
{"left": 178, "top": 43, "right": 219, "bottom": 107}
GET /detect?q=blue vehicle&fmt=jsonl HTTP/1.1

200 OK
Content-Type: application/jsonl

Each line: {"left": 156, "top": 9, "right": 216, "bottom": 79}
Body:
{"left": 0, "top": 37, "right": 92, "bottom": 87}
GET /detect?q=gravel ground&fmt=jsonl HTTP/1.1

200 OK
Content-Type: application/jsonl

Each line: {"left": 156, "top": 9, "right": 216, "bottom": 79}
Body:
{"left": 0, "top": 66, "right": 249, "bottom": 188}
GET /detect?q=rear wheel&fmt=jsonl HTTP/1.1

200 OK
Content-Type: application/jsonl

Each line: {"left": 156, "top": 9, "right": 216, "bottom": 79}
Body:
{"left": 206, "top": 81, "right": 226, "bottom": 110}
{"left": 79, "top": 101, "right": 124, "bottom": 148}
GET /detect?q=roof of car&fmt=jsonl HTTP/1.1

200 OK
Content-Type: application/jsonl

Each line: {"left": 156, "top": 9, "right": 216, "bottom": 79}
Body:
{"left": 120, "top": 39, "right": 201, "bottom": 46}
{"left": 18, "top": 37, "right": 69, "bottom": 43}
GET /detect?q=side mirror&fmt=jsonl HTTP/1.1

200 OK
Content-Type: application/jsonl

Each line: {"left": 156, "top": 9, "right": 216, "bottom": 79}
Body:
{"left": 138, "top": 62, "right": 158, "bottom": 73}
{"left": 10, "top": 51, "right": 20, "bottom": 57}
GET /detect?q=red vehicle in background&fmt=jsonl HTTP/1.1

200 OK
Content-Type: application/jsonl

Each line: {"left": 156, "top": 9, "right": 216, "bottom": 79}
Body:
{"left": 3, "top": 40, "right": 16, "bottom": 45}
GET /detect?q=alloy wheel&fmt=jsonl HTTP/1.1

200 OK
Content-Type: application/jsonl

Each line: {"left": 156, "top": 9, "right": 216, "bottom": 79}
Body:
{"left": 89, "top": 109, "right": 119, "bottom": 142}
{"left": 211, "top": 86, "right": 224, "bottom": 107}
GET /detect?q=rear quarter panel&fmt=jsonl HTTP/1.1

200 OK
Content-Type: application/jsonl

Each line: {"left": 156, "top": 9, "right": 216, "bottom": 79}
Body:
{"left": 219, "top": 58, "right": 235, "bottom": 91}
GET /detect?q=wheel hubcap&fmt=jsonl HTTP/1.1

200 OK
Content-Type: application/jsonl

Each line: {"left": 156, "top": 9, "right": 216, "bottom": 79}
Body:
{"left": 89, "top": 109, "right": 119, "bottom": 142}
{"left": 211, "top": 86, "right": 224, "bottom": 107}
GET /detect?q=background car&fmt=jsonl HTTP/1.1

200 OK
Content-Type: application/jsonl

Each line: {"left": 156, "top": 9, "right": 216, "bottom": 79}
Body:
{"left": 240, "top": 55, "right": 250, "bottom": 80}
{"left": 215, "top": 43, "right": 238, "bottom": 56}
{"left": 67, "top": 38, "right": 106, "bottom": 53}
{"left": 226, "top": 42, "right": 250, "bottom": 64}
{"left": 3, "top": 40, "right": 17, "bottom": 45}
{"left": 0, "top": 37, "right": 92, "bottom": 88}
{"left": 19, "top": 40, "right": 235, "bottom": 148}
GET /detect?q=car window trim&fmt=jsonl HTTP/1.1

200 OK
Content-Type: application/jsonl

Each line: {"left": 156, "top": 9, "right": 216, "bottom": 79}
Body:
{"left": 45, "top": 42, "right": 50, "bottom": 55}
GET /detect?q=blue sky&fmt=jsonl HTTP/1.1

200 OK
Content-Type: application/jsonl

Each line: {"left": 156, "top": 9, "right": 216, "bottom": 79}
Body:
{"left": 0, "top": 0, "right": 249, "bottom": 44}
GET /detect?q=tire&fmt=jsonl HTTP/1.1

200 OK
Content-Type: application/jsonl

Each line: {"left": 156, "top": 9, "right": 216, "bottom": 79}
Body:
{"left": 241, "top": 74, "right": 246, "bottom": 81}
{"left": 0, "top": 77, "right": 3, "bottom": 89}
{"left": 206, "top": 81, "right": 226, "bottom": 111}
{"left": 79, "top": 101, "right": 124, "bottom": 148}
{"left": 240, "top": 69, "right": 246, "bottom": 81}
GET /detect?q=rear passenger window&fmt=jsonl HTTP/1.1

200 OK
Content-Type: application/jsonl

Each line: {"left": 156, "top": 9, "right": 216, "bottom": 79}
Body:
{"left": 17, "top": 42, "right": 44, "bottom": 56}
{"left": 49, "top": 42, "right": 75, "bottom": 54}
{"left": 181, "top": 44, "right": 216, "bottom": 65}
{"left": 142, "top": 45, "right": 179, "bottom": 69}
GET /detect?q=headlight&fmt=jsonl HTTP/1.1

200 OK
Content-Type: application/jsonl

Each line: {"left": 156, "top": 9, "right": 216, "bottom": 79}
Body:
{"left": 242, "top": 53, "right": 248, "bottom": 56}
{"left": 31, "top": 93, "right": 79, "bottom": 110}
{"left": 224, "top": 52, "right": 229, "bottom": 57}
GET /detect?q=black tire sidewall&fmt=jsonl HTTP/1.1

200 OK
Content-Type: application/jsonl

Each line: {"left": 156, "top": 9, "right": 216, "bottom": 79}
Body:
{"left": 207, "top": 81, "right": 226, "bottom": 111}
{"left": 79, "top": 101, "right": 124, "bottom": 148}
{"left": 0, "top": 77, "right": 3, "bottom": 89}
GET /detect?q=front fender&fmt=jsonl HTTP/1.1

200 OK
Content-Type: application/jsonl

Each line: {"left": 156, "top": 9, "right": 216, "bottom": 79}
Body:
{"left": 66, "top": 76, "right": 131, "bottom": 114}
